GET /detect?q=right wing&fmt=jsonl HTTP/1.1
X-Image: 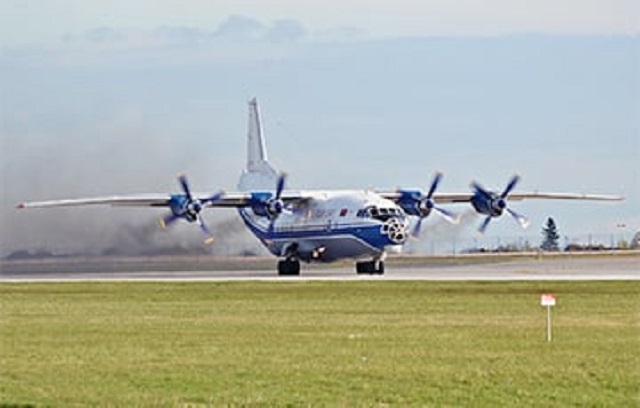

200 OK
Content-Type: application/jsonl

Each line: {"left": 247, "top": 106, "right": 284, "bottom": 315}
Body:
{"left": 16, "top": 191, "right": 309, "bottom": 209}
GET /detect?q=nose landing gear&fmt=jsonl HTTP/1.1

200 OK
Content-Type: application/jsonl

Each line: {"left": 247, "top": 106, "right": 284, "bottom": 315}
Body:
{"left": 356, "top": 259, "right": 385, "bottom": 275}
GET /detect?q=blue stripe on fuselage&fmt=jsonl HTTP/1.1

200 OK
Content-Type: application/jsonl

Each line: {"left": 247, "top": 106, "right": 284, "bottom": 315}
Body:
{"left": 237, "top": 208, "right": 390, "bottom": 260}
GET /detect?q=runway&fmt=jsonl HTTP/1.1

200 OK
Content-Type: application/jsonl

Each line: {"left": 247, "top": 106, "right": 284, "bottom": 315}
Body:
{"left": 1, "top": 254, "right": 638, "bottom": 282}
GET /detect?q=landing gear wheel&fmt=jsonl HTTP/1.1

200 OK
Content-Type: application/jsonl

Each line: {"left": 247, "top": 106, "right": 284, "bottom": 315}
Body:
{"left": 356, "top": 260, "right": 384, "bottom": 275}
{"left": 277, "top": 258, "right": 300, "bottom": 276}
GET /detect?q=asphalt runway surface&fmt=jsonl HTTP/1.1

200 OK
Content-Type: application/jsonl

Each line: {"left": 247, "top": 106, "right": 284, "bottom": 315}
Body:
{"left": 1, "top": 255, "right": 638, "bottom": 282}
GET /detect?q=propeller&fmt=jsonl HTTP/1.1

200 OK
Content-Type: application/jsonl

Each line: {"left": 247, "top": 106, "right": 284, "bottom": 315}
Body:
{"left": 159, "top": 174, "right": 224, "bottom": 244}
{"left": 412, "top": 172, "right": 459, "bottom": 238}
{"left": 472, "top": 175, "right": 530, "bottom": 234}
{"left": 267, "top": 173, "right": 287, "bottom": 234}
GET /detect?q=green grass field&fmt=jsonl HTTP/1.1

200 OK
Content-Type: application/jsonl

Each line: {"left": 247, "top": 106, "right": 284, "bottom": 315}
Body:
{"left": 2, "top": 281, "right": 639, "bottom": 406}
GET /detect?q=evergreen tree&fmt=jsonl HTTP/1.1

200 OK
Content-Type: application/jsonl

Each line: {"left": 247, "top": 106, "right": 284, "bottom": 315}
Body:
{"left": 541, "top": 217, "right": 560, "bottom": 251}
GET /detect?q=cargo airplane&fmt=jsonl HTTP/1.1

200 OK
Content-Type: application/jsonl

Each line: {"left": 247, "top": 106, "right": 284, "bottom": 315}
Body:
{"left": 17, "top": 98, "right": 623, "bottom": 275}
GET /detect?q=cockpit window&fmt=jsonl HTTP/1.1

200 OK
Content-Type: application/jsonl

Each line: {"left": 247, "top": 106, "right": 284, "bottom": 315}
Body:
{"left": 358, "top": 206, "right": 405, "bottom": 221}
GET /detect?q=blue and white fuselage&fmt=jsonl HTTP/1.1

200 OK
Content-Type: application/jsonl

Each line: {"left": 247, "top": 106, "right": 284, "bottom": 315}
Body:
{"left": 238, "top": 190, "right": 408, "bottom": 263}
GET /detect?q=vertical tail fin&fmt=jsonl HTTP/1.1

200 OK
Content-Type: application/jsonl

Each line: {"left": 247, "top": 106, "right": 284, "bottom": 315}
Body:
{"left": 238, "top": 98, "right": 279, "bottom": 190}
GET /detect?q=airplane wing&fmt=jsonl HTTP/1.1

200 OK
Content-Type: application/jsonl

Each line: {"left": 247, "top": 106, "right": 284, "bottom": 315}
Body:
{"left": 493, "top": 192, "right": 624, "bottom": 202}
{"left": 378, "top": 184, "right": 623, "bottom": 235}
{"left": 16, "top": 195, "right": 172, "bottom": 209}
{"left": 18, "top": 189, "right": 622, "bottom": 209}
{"left": 15, "top": 177, "right": 311, "bottom": 244}
{"left": 378, "top": 191, "right": 624, "bottom": 204}
{"left": 16, "top": 191, "right": 308, "bottom": 209}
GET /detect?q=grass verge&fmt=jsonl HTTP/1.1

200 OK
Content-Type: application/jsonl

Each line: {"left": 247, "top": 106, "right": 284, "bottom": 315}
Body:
{"left": 1, "top": 281, "right": 639, "bottom": 406}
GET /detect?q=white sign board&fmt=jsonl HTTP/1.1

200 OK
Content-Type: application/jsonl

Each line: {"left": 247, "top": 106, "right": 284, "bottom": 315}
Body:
{"left": 540, "top": 294, "right": 556, "bottom": 307}
{"left": 540, "top": 293, "right": 556, "bottom": 341}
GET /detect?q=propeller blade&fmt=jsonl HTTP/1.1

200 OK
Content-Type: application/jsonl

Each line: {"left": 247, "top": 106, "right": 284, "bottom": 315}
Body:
{"left": 160, "top": 213, "right": 180, "bottom": 228}
{"left": 411, "top": 172, "right": 456, "bottom": 238}
{"left": 478, "top": 215, "right": 492, "bottom": 234}
{"left": 434, "top": 207, "right": 460, "bottom": 224}
{"left": 201, "top": 190, "right": 225, "bottom": 205}
{"left": 501, "top": 175, "right": 520, "bottom": 198}
{"left": 426, "top": 172, "right": 443, "bottom": 199}
{"left": 268, "top": 219, "right": 277, "bottom": 235}
{"left": 471, "top": 181, "right": 490, "bottom": 198}
{"left": 275, "top": 173, "right": 286, "bottom": 200}
{"left": 506, "top": 208, "right": 530, "bottom": 229}
{"left": 196, "top": 216, "right": 215, "bottom": 245}
{"left": 266, "top": 173, "right": 287, "bottom": 222}
{"left": 411, "top": 217, "right": 424, "bottom": 238}
{"left": 178, "top": 174, "right": 193, "bottom": 201}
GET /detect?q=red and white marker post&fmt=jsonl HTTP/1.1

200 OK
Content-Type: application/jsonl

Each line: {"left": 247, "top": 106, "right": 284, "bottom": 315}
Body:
{"left": 540, "top": 293, "right": 556, "bottom": 342}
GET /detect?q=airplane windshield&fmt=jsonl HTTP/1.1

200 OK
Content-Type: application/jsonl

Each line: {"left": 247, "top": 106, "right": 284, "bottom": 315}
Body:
{"left": 357, "top": 206, "right": 404, "bottom": 222}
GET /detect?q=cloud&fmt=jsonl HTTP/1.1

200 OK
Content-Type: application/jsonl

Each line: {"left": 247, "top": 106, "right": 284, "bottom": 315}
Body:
{"left": 4, "top": 16, "right": 312, "bottom": 68}
{"left": 64, "top": 15, "right": 308, "bottom": 47}
{"left": 154, "top": 26, "right": 210, "bottom": 44}
{"left": 213, "top": 14, "right": 267, "bottom": 42}
{"left": 83, "top": 27, "right": 124, "bottom": 44}
{"left": 190, "top": 15, "right": 307, "bottom": 43}
{"left": 267, "top": 19, "right": 308, "bottom": 43}
{"left": 31, "top": 15, "right": 311, "bottom": 67}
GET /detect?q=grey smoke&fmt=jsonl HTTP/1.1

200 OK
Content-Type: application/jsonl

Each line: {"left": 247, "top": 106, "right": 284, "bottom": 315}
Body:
{"left": 49, "top": 214, "right": 267, "bottom": 257}
{"left": 405, "top": 209, "right": 479, "bottom": 254}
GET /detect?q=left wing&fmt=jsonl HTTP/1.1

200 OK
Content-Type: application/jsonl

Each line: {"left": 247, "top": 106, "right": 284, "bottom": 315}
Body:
{"left": 17, "top": 195, "right": 172, "bottom": 209}
{"left": 16, "top": 191, "right": 307, "bottom": 209}
{"left": 16, "top": 173, "right": 308, "bottom": 244}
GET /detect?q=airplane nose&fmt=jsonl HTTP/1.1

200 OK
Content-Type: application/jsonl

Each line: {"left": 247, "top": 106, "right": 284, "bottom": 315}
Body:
{"left": 381, "top": 217, "right": 408, "bottom": 244}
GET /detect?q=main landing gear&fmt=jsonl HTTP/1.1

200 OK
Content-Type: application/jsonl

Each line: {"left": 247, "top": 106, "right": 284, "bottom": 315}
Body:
{"left": 356, "top": 260, "right": 385, "bottom": 275}
{"left": 277, "top": 258, "right": 300, "bottom": 276}
{"left": 276, "top": 255, "right": 384, "bottom": 276}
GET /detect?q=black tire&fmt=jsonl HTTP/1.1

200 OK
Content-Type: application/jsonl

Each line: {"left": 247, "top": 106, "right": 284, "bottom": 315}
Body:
{"left": 289, "top": 260, "right": 300, "bottom": 275}
{"left": 278, "top": 259, "right": 300, "bottom": 276}
{"left": 356, "top": 260, "right": 385, "bottom": 275}
{"left": 356, "top": 261, "right": 369, "bottom": 274}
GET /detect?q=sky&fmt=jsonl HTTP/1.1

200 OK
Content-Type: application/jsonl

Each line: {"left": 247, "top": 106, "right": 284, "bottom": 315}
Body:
{"left": 1, "top": 1, "right": 638, "bottom": 256}
{"left": 2, "top": 0, "right": 638, "bottom": 46}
